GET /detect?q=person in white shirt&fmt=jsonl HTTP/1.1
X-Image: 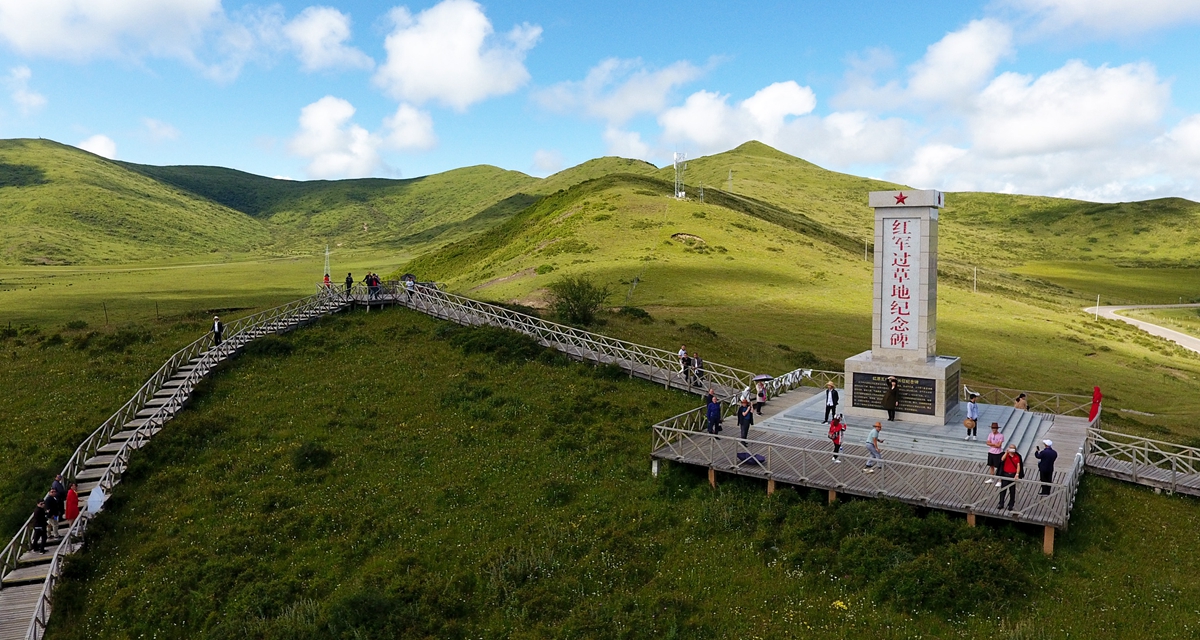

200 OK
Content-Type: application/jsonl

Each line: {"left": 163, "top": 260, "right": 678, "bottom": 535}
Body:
{"left": 823, "top": 381, "right": 839, "bottom": 423}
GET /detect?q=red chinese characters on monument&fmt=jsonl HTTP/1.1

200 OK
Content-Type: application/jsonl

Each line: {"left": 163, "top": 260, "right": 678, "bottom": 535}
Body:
{"left": 882, "top": 218, "right": 920, "bottom": 350}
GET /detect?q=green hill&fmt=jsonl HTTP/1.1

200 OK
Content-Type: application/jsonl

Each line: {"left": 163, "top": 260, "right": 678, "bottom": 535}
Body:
{"left": 0, "top": 139, "right": 271, "bottom": 265}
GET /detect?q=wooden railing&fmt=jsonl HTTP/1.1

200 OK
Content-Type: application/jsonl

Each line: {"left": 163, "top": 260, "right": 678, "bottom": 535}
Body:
{"left": 763, "top": 368, "right": 844, "bottom": 399}
{"left": 962, "top": 383, "right": 1093, "bottom": 417}
{"left": 652, "top": 409, "right": 1087, "bottom": 528}
{"left": 0, "top": 289, "right": 346, "bottom": 639}
{"left": 352, "top": 283, "right": 760, "bottom": 398}
{"left": 1086, "top": 428, "right": 1200, "bottom": 493}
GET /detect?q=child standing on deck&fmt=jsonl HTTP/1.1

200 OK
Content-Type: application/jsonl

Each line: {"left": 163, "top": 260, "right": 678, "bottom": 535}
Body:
{"left": 828, "top": 414, "right": 847, "bottom": 463}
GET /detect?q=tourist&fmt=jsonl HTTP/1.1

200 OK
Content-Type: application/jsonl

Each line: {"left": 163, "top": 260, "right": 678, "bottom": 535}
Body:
{"left": 1035, "top": 439, "right": 1058, "bottom": 495}
{"left": 754, "top": 381, "right": 767, "bottom": 416}
{"left": 44, "top": 488, "right": 62, "bottom": 537}
{"left": 964, "top": 393, "right": 980, "bottom": 440}
{"left": 31, "top": 500, "right": 48, "bottom": 554}
{"left": 65, "top": 482, "right": 80, "bottom": 523}
{"left": 882, "top": 376, "right": 899, "bottom": 421}
{"left": 211, "top": 315, "right": 224, "bottom": 347}
{"left": 736, "top": 398, "right": 754, "bottom": 442}
{"left": 678, "top": 345, "right": 688, "bottom": 381}
{"left": 983, "top": 422, "right": 1004, "bottom": 484}
{"left": 51, "top": 474, "right": 67, "bottom": 502}
{"left": 693, "top": 353, "right": 705, "bottom": 385}
{"left": 705, "top": 390, "right": 722, "bottom": 435}
{"left": 862, "top": 421, "right": 884, "bottom": 473}
{"left": 323, "top": 273, "right": 331, "bottom": 288}
{"left": 996, "top": 444, "right": 1023, "bottom": 512}
{"left": 828, "top": 413, "right": 847, "bottom": 463}
{"left": 823, "top": 381, "right": 839, "bottom": 423}
{"left": 345, "top": 272, "right": 354, "bottom": 294}
{"left": 404, "top": 277, "right": 415, "bottom": 300}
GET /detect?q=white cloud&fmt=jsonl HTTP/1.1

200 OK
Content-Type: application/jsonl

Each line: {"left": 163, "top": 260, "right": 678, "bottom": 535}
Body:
{"left": 1004, "top": 0, "right": 1200, "bottom": 35}
{"left": 531, "top": 149, "right": 564, "bottom": 175}
{"left": 603, "top": 128, "right": 651, "bottom": 159}
{"left": 7, "top": 66, "right": 46, "bottom": 114}
{"left": 970, "top": 61, "right": 1168, "bottom": 156}
{"left": 837, "top": 19, "right": 1013, "bottom": 111}
{"left": 535, "top": 58, "right": 704, "bottom": 125}
{"left": 0, "top": 0, "right": 291, "bottom": 82}
{"left": 383, "top": 103, "right": 437, "bottom": 151}
{"left": 659, "top": 82, "right": 816, "bottom": 153}
{"left": 283, "top": 6, "right": 372, "bottom": 72}
{"left": 289, "top": 96, "right": 437, "bottom": 179}
{"left": 77, "top": 134, "right": 117, "bottom": 159}
{"left": 143, "top": 117, "right": 180, "bottom": 141}
{"left": 290, "top": 96, "right": 382, "bottom": 179}
{"left": 373, "top": 0, "right": 540, "bottom": 111}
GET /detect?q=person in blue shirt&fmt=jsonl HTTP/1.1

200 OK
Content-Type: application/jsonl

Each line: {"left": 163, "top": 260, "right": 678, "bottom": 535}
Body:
{"left": 705, "top": 389, "right": 722, "bottom": 435}
{"left": 1034, "top": 439, "right": 1058, "bottom": 495}
{"left": 863, "top": 422, "right": 884, "bottom": 473}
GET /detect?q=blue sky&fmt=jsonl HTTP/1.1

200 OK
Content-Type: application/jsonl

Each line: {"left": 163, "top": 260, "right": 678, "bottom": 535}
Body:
{"left": 2, "top": 0, "right": 1199, "bottom": 201}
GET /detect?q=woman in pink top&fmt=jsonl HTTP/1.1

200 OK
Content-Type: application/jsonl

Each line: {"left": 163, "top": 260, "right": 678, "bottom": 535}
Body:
{"left": 983, "top": 422, "right": 1005, "bottom": 484}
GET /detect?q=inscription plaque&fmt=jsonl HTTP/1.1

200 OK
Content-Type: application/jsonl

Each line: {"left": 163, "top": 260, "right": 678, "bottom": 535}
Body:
{"left": 851, "top": 372, "right": 937, "bottom": 416}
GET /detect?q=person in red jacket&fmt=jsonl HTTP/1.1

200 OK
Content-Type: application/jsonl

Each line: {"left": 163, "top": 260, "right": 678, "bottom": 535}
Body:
{"left": 828, "top": 414, "right": 847, "bottom": 463}
{"left": 65, "top": 483, "right": 80, "bottom": 522}
{"left": 996, "top": 445, "right": 1023, "bottom": 512}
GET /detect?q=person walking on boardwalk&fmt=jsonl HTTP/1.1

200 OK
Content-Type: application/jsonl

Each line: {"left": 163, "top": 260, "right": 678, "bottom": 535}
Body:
{"left": 323, "top": 273, "right": 331, "bottom": 288}
{"left": 211, "top": 315, "right": 224, "bottom": 347}
{"left": 736, "top": 398, "right": 754, "bottom": 442}
{"left": 1035, "top": 439, "right": 1057, "bottom": 495}
{"left": 828, "top": 413, "right": 847, "bottom": 463}
{"left": 693, "top": 353, "right": 705, "bottom": 385}
{"left": 65, "top": 482, "right": 79, "bottom": 523}
{"left": 823, "top": 381, "right": 839, "bottom": 423}
{"left": 863, "top": 422, "right": 884, "bottom": 473}
{"left": 345, "top": 272, "right": 354, "bottom": 294}
{"left": 51, "top": 474, "right": 67, "bottom": 503}
{"left": 32, "top": 500, "right": 48, "bottom": 554}
{"left": 964, "top": 393, "right": 980, "bottom": 440}
{"left": 1014, "top": 393, "right": 1028, "bottom": 410}
{"left": 996, "top": 444, "right": 1023, "bottom": 511}
{"left": 678, "top": 345, "right": 689, "bottom": 381}
{"left": 882, "top": 377, "right": 899, "bottom": 421}
{"left": 983, "top": 422, "right": 1005, "bottom": 484}
{"left": 754, "top": 381, "right": 767, "bottom": 416}
{"left": 705, "top": 390, "right": 722, "bottom": 435}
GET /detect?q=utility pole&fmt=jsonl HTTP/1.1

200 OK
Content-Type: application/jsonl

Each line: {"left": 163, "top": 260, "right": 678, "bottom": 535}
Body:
{"left": 973, "top": 267, "right": 978, "bottom": 293}
{"left": 727, "top": 169, "right": 733, "bottom": 192}
{"left": 673, "top": 152, "right": 687, "bottom": 199}
{"left": 699, "top": 182, "right": 704, "bottom": 203}
{"left": 1095, "top": 295, "right": 1100, "bottom": 321}
{"left": 864, "top": 240, "right": 868, "bottom": 261}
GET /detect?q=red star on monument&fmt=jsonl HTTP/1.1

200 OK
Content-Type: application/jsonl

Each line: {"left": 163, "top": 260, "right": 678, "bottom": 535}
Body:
{"left": 894, "top": 192, "right": 908, "bottom": 205}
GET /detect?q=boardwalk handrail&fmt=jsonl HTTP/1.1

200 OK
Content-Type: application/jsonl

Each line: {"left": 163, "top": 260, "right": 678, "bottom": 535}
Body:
{"left": 1086, "top": 427, "right": 1200, "bottom": 492}
{"left": 962, "top": 383, "right": 1093, "bottom": 417}
{"left": 377, "top": 283, "right": 759, "bottom": 397}
{"left": 763, "top": 368, "right": 844, "bottom": 399}
{"left": 652, "top": 414, "right": 1081, "bottom": 528}
{"left": 0, "top": 289, "right": 340, "bottom": 602}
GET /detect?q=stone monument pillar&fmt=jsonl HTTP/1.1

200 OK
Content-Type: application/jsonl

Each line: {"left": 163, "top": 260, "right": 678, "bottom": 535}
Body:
{"left": 843, "top": 190, "right": 961, "bottom": 426}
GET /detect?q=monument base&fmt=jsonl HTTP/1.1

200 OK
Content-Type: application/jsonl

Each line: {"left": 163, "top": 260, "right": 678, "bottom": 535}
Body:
{"left": 842, "top": 351, "right": 961, "bottom": 426}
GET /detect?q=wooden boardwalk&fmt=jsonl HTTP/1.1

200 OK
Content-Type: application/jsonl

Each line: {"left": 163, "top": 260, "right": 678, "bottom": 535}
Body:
{"left": 0, "top": 291, "right": 349, "bottom": 640}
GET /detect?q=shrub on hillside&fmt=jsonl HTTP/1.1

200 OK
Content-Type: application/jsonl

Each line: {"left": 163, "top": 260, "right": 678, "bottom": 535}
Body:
{"left": 547, "top": 276, "right": 610, "bottom": 326}
{"left": 292, "top": 441, "right": 334, "bottom": 471}
{"left": 244, "top": 335, "right": 294, "bottom": 357}
{"left": 616, "top": 306, "right": 653, "bottom": 322}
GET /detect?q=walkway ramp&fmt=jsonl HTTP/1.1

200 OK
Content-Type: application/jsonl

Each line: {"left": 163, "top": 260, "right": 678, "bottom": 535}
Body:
{"left": 1085, "top": 429, "right": 1200, "bottom": 496}
{"left": 0, "top": 291, "right": 349, "bottom": 640}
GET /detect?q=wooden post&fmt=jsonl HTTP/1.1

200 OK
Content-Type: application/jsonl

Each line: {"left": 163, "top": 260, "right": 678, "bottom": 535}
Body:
{"left": 767, "top": 478, "right": 776, "bottom": 496}
{"left": 1043, "top": 526, "right": 1055, "bottom": 556}
{"left": 652, "top": 459, "right": 659, "bottom": 477}
{"left": 967, "top": 512, "right": 976, "bottom": 527}
{"left": 708, "top": 467, "right": 716, "bottom": 488}
{"left": 828, "top": 489, "right": 837, "bottom": 505}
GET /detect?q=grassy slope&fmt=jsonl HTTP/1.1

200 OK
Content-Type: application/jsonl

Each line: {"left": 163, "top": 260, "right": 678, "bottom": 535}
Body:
{"left": 402, "top": 151, "right": 1200, "bottom": 436}
{"left": 121, "top": 161, "right": 540, "bottom": 252}
{"left": 0, "top": 140, "right": 270, "bottom": 265}
{"left": 42, "top": 308, "right": 1200, "bottom": 639}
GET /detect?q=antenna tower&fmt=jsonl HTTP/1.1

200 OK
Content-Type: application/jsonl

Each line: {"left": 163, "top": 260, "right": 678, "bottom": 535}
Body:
{"left": 673, "top": 152, "right": 687, "bottom": 199}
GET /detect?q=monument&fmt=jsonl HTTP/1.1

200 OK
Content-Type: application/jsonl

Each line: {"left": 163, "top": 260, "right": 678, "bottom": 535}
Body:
{"left": 843, "top": 190, "right": 961, "bottom": 426}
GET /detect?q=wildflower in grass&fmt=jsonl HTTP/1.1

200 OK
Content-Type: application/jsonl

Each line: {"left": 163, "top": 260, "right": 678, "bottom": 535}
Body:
{"left": 831, "top": 600, "right": 848, "bottom": 611}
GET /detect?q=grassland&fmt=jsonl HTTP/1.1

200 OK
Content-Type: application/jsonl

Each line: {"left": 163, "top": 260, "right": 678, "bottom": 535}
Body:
{"left": 1123, "top": 307, "right": 1200, "bottom": 340}
{"left": 36, "top": 308, "right": 1200, "bottom": 639}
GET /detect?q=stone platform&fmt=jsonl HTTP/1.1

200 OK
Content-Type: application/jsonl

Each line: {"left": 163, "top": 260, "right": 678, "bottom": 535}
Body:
{"left": 757, "top": 388, "right": 1056, "bottom": 462}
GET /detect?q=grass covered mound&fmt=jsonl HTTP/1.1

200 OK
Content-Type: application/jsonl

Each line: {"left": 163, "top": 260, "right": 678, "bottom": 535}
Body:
{"left": 48, "top": 307, "right": 1066, "bottom": 639}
